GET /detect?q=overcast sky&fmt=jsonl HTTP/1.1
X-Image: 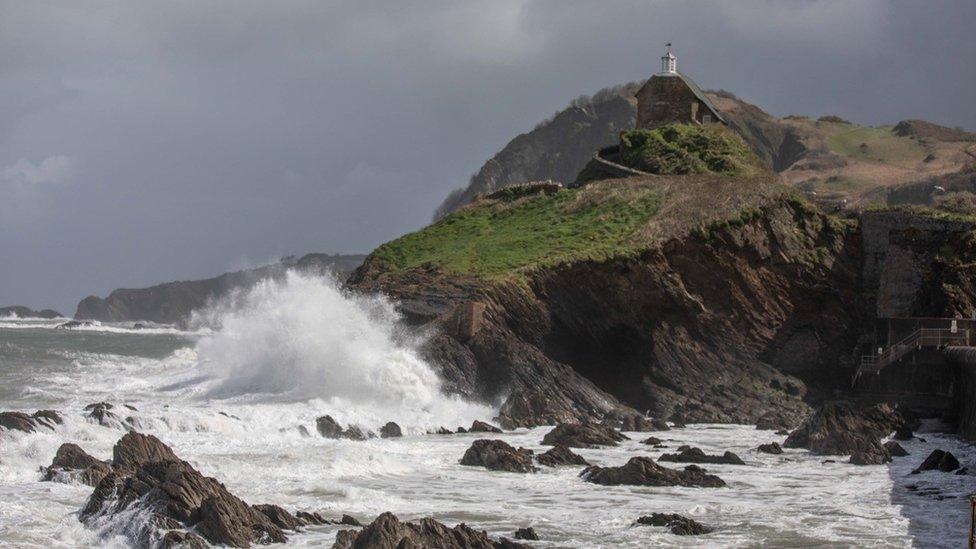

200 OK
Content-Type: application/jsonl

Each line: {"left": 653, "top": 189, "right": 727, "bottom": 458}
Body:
{"left": 2, "top": 1, "right": 975, "bottom": 315}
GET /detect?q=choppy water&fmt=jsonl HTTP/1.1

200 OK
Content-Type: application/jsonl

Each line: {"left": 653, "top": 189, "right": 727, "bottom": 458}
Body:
{"left": 1, "top": 274, "right": 974, "bottom": 548}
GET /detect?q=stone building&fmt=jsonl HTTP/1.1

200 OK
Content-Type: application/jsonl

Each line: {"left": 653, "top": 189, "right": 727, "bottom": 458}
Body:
{"left": 635, "top": 47, "right": 726, "bottom": 128}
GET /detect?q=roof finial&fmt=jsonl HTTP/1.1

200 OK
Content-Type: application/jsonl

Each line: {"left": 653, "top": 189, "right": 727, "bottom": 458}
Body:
{"left": 661, "top": 43, "right": 677, "bottom": 74}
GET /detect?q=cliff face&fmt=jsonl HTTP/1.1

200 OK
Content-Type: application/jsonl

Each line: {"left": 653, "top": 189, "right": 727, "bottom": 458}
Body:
{"left": 75, "top": 253, "right": 365, "bottom": 325}
{"left": 0, "top": 306, "right": 63, "bottom": 319}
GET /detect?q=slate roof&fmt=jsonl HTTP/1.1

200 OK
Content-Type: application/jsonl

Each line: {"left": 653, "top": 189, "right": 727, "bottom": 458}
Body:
{"left": 639, "top": 72, "right": 728, "bottom": 125}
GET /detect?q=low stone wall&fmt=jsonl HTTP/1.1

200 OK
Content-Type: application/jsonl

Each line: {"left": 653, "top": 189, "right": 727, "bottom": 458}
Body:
{"left": 572, "top": 146, "right": 652, "bottom": 186}
{"left": 946, "top": 346, "right": 976, "bottom": 440}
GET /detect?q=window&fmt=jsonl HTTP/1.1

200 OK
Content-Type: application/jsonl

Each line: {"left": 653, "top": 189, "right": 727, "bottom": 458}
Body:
{"left": 703, "top": 114, "right": 713, "bottom": 124}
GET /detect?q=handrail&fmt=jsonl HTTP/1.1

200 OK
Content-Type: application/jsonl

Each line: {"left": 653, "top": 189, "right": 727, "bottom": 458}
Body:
{"left": 853, "top": 328, "right": 970, "bottom": 386}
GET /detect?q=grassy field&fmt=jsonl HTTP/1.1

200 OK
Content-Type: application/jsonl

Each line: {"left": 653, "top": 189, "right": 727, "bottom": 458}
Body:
{"left": 822, "top": 123, "right": 928, "bottom": 164}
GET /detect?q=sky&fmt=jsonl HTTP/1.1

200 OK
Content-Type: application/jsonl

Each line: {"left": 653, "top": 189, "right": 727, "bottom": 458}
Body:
{"left": 2, "top": 0, "right": 975, "bottom": 315}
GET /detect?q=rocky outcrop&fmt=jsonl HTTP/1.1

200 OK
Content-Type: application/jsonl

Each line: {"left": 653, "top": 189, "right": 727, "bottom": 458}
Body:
{"left": 80, "top": 433, "right": 289, "bottom": 547}
{"left": 784, "top": 402, "right": 903, "bottom": 455}
{"left": 379, "top": 422, "right": 402, "bottom": 438}
{"left": 912, "top": 449, "right": 961, "bottom": 473}
{"left": 331, "top": 512, "right": 527, "bottom": 549}
{"left": 757, "top": 442, "right": 783, "bottom": 455}
{"left": 513, "top": 527, "right": 539, "bottom": 540}
{"left": 634, "top": 513, "right": 713, "bottom": 535}
{"left": 884, "top": 441, "right": 909, "bottom": 457}
{"left": 460, "top": 440, "right": 538, "bottom": 473}
{"left": 659, "top": 447, "right": 745, "bottom": 465}
{"left": 536, "top": 444, "right": 590, "bottom": 467}
{"left": 75, "top": 253, "right": 365, "bottom": 325}
{"left": 0, "top": 410, "right": 62, "bottom": 433}
{"left": 581, "top": 457, "right": 725, "bottom": 488}
{"left": 315, "top": 415, "right": 374, "bottom": 440}
{"left": 849, "top": 441, "right": 892, "bottom": 465}
{"left": 468, "top": 420, "right": 503, "bottom": 433}
{"left": 0, "top": 305, "right": 62, "bottom": 319}
{"left": 43, "top": 443, "right": 113, "bottom": 486}
{"left": 540, "top": 422, "right": 628, "bottom": 448}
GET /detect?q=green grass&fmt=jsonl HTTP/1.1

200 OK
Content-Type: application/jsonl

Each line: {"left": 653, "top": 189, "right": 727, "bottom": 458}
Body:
{"left": 618, "top": 124, "right": 761, "bottom": 177}
{"left": 824, "top": 125, "right": 928, "bottom": 163}
{"left": 370, "top": 187, "right": 663, "bottom": 278}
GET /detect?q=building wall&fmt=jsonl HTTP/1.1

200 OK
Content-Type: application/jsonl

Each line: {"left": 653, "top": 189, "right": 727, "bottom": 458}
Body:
{"left": 636, "top": 76, "right": 703, "bottom": 128}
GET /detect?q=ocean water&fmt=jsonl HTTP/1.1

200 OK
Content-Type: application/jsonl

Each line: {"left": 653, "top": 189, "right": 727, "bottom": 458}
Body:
{"left": 1, "top": 274, "right": 974, "bottom": 548}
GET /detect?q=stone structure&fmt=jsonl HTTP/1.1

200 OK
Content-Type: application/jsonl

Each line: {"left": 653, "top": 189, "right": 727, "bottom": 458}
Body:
{"left": 635, "top": 47, "right": 726, "bottom": 128}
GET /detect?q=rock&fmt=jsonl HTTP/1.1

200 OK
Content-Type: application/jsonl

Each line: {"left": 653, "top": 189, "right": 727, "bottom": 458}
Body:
{"left": 84, "top": 402, "right": 124, "bottom": 428}
{"left": 342, "top": 425, "right": 372, "bottom": 441}
{"left": 514, "top": 527, "right": 539, "bottom": 540}
{"left": 956, "top": 467, "right": 969, "bottom": 476}
{"left": 659, "top": 447, "right": 745, "bottom": 465}
{"left": 756, "top": 411, "right": 795, "bottom": 431}
{"left": 316, "top": 415, "right": 344, "bottom": 438}
{"left": 496, "top": 390, "right": 581, "bottom": 429}
{"left": 0, "top": 410, "right": 63, "bottom": 433}
{"left": 57, "top": 320, "right": 95, "bottom": 329}
{"left": 255, "top": 504, "right": 304, "bottom": 531}
{"left": 81, "top": 433, "right": 286, "bottom": 547}
{"left": 340, "top": 514, "right": 363, "bottom": 527}
{"left": 460, "top": 440, "right": 538, "bottom": 473}
{"left": 456, "top": 427, "right": 468, "bottom": 433}
{"left": 775, "top": 429, "right": 790, "bottom": 436}
{"left": 884, "top": 441, "right": 909, "bottom": 457}
{"left": 296, "top": 511, "right": 328, "bottom": 525}
{"left": 536, "top": 444, "right": 590, "bottom": 467}
{"left": 298, "top": 425, "right": 311, "bottom": 437}
{"left": 380, "top": 422, "right": 402, "bottom": 438}
{"left": 581, "top": 457, "right": 725, "bottom": 488}
{"left": 634, "top": 513, "right": 713, "bottom": 535}
{"left": 893, "top": 425, "right": 913, "bottom": 441}
{"left": 913, "top": 449, "right": 961, "bottom": 473}
{"left": 541, "top": 422, "right": 628, "bottom": 448}
{"left": 161, "top": 530, "right": 208, "bottom": 549}
{"left": 784, "top": 402, "right": 903, "bottom": 455}
{"left": 433, "top": 427, "right": 453, "bottom": 435}
{"left": 757, "top": 442, "right": 783, "bottom": 455}
{"left": 469, "top": 420, "right": 503, "bottom": 433}
{"left": 330, "top": 511, "right": 527, "bottom": 549}
{"left": 42, "top": 443, "right": 113, "bottom": 486}
{"left": 606, "top": 412, "right": 659, "bottom": 432}
{"left": 641, "top": 436, "right": 663, "bottom": 445}
{"left": 849, "top": 440, "right": 892, "bottom": 465}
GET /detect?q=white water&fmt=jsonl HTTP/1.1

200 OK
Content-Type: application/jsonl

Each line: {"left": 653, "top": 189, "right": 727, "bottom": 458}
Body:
{"left": 1, "top": 275, "right": 975, "bottom": 547}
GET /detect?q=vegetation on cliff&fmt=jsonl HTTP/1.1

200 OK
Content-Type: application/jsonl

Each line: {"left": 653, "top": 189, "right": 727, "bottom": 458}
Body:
{"left": 617, "top": 124, "right": 761, "bottom": 176}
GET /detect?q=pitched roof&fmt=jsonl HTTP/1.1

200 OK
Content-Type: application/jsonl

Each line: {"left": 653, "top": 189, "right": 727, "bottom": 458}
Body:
{"left": 639, "top": 72, "right": 727, "bottom": 124}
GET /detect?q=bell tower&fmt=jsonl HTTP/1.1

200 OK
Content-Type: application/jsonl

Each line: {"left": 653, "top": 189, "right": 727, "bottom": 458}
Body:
{"left": 660, "top": 44, "right": 677, "bottom": 74}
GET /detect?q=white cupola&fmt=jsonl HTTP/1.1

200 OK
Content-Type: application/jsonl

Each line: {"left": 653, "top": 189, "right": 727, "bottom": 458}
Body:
{"left": 660, "top": 44, "right": 677, "bottom": 74}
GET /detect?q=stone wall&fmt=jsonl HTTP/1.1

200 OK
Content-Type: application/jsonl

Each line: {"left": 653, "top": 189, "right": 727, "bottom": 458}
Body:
{"left": 636, "top": 76, "right": 703, "bottom": 128}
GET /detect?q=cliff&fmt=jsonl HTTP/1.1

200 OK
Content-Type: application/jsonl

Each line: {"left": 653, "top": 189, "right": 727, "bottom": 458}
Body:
{"left": 0, "top": 305, "right": 63, "bottom": 319}
{"left": 75, "top": 253, "right": 365, "bottom": 325}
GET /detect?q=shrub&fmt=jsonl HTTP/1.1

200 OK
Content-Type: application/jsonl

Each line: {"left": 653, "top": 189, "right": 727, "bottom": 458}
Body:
{"left": 618, "top": 125, "right": 760, "bottom": 177}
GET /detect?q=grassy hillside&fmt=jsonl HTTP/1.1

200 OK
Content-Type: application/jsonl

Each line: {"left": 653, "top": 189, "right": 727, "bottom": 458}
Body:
{"left": 618, "top": 124, "right": 763, "bottom": 177}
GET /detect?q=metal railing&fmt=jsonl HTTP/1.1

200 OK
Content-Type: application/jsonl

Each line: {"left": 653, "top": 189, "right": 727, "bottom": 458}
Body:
{"left": 854, "top": 328, "right": 970, "bottom": 385}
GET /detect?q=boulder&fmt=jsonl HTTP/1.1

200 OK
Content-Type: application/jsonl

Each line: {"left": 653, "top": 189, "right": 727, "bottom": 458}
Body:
{"left": 379, "top": 422, "right": 402, "bottom": 438}
{"left": 514, "top": 527, "right": 539, "bottom": 540}
{"left": 912, "top": 449, "right": 961, "bottom": 473}
{"left": 339, "top": 514, "right": 363, "bottom": 527}
{"left": 469, "top": 420, "right": 503, "bottom": 433}
{"left": 581, "top": 457, "right": 725, "bottom": 488}
{"left": 784, "top": 402, "right": 903, "bottom": 455}
{"left": 757, "top": 442, "right": 783, "bottom": 455}
{"left": 641, "top": 436, "right": 663, "bottom": 446}
{"left": 456, "top": 427, "right": 468, "bottom": 433}
{"left": 884, "top": 441, "right": 909, "bottom": 457}
{"left": 296, "top": 511, "right": 328, "bottom": 525}
{"left": 460, "top": 440, "right": 538, "bottom": 473}
{"left": 0, "top": 410, "right": 63, "bottom": 433}
{"left": 634, "top": 513, "right": 713, "bottom": 535}
{"left": 42, "top": 443, "right": 113, "bottom": 486}
{"left": 316, "top": 415, "right": 344, "bottom": 438}
{"left": 342, "top": 425, "right": 372, "bottom": 441}
{"left": 254, "top": 504, "right": 304, "bottom": 530}
{"left": 536, "top": 444, "right": 590, "bottom": 467}
{"left": 849, "top": 440, "right": 892, "bottom": 465}
{"left": 496, "top": 390, "right": 579, "bottom": 429}
{"left": 330, "top": 511, "right": 527, "bottom": 549}
{"left": 80, "top": 433, "right": 286, "bottom": 547}
{"left": 541, "top": 422, "right": 628, "bottom": 448}
{"left": 659, "top": 447, "right": 745, "bottom": 465}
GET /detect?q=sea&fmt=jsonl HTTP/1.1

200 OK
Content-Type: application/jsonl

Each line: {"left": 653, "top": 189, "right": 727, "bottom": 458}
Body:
{"left": 0, "top": 272, "right": 973, "bottom": 548}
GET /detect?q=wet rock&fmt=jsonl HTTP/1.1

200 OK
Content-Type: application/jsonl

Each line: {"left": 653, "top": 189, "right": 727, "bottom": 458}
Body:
{"left": 342, "top": 425, "right": 372, "bottom": 441}
{"left": 469, "top": 420, "right": 503, "bottom": 433}
{"left": 80, "top": 432, "right": 286, "bottom": 547}
{"left": 460, "top": 439, "right": 538, "bottom": 473}
{"left": 634, "top": 513, "right": 713, "bottom": 535}
{"left": 0, "top": 410, "right": 63, "bottom": 433}
{"left": 297, "top": 425, "right": 311, "bottom": 437}
{"left": 659, "top": 447, "right": 745, "bottom": 465}
{"left": 581, "top": 457, "right": 725, "bottom": 488}
{"left": 775, "top": 429, "right": 790, "bottom": 436}
{"left": 316, "top": 415, "right": 344, "bottom": 438}
{"left": 433, "top": 427, "right": 453, "bottom": 435}
{"left": 893, "top": 425, "right": 913, "bottom": 441}
{"left": 536, "top": 444, "right": 590, "bottom": 467}
{"left": 641, "top": 436, "right": 663, "bottom": 445}
{"left": 883, "top": 441, "right": 909, "bottom": 457}
{"left": 541, "top": 422, "right": 628, "bottom": 448}
{"left": 296, "top": 511, "right": 328, "bottom": 525}
{"left": 330, "top": 511, "right": 527, "bottom": 549}
{"left": 57, "top": 320, "right": 95, "bottom": 329}
{"left": 757, "top": 442, "right": 783, "bottom": 455}
{"left": 380, "top": 422, "right": 402, "bottom": 438}
{"left": 255, "top": 504, "right": 304, "bottom": 530}
{"left": 496, "top": 390, "right": 580, "bottom": 429}
{"left": 340, "top": 514, "right": 363, "bottom": 527}
{"left": 605, "top": 412, "right": 659, "bottom": 432}
{"left": 514, "top": 527, "right": 539, "bottom": 540}
{"left": 784, "top": 402, "right": 903, "bottom": 455}
{"left": 849, "top": 440, "right": 892, "bottom": 465}
{"left": 42, "top": 443, "right": 113, "bottom": 486}
{"left": 161, "top": 530, "right": 208, "bottom": 549}
{"left": 456, "top": 427, "right": 468, "bottom": 433}
{"left": 84, "top": 402, "right": 125, "bottom": 428}
{"left": 912, "top": 449, "right": 961, "bottom": 473}
{"left": 956, "top": 467, "right": 969, "bottom": 476}
{"left": 756, "top": 411, "right": 796, "bottom": 431}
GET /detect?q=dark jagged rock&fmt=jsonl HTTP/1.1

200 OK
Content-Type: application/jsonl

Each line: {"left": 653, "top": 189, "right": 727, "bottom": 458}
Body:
{"left": 775, "top": 429, "right": 790, "bottom": 436}
{"left": 255, "top": 504, "right": 304, "bottom": 530}
{"left": 659, "top": 447, "right": 745, "bottom": 465}
{"left": 536, "top": 444, "right": 590, "bottom": 467}
{"left": 469, "top": 420, "right": 503, "bottom": 433}
{"left": 340, "top": 514, "right": 363, "bottom": 527}
{"left": 605, "top": 412, "right": 659, "bottom": 432}
{"left": 0, "top": 410, "right": 63, "bottom": 433}
{"left": 634, "top": 513, "right": 714, "bottom": 535}
{"left": 56, "top": 320, "right": 95, "bottom": 329}
{"left": 581, "top": 457, "right": 725, "bottom": 488}
{"left": 81, "top": 433, "right": 285, "bottom": 547}
{"left": 84, "top": 402, "right": 124, "bottom": 428}
{"left": 757, "top": 442, "right": 783, "bottom": 455}
{"left": 849, "top": 440, "right": 892, "bottom": 465}
{"left": 342, "top": 425, "right": 372, "bottom": 441}
{"left": 784, "top": 402, "right": 903, "bottom": 456}
{"left": 913, "top": 449, "right": 961, "bottom": 473}
{"left": 641, "top": 436, "right": 663, "bottom": 445}
{"left": 0, "top": 305, "right": 62, "bottom": 319}
{"left": 296, "top": 511, "right": 328, "bottom": 525}
{"left": 893, "top": 426, "right": 914, "bottom": 441}
{"left": 460, "top": 440, "right": 538, "bottom": 473}
{"left": 514, "top": 527, "right": 539, "bottom": 540}
{"left": 42, "top": 443, "right": 112, "bottom": 486}
{"left": 884, "top": 441, "right": 909, "bottom": 457}
{"left": 456, "top": 427, "right": 468, "bottom": 433}
{"left": 496, "top": 390, "right": 580, "bottom": 429}
{"left": 379, "top": 422, "right": 402, "bottom": 438}
{"left": 330, "top": 511, "right": 528, "bottom": 549}
{"left": 316, "top": 415, "right": 344, "bottom": 439}
{"left": 541, "top": 422, "right": 628, "bottom": 448}
{"left": 161, "top": 530, "right": 208, "bottom": 549}
{"left": 756, "top": 411, "right": 798, "bottom": 431}
{"left": 433, "top": 427, "right": 453, "bottom": 435}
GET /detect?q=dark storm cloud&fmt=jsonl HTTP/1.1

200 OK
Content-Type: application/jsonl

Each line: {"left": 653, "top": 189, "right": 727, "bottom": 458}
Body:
{"left": 1, "top": 1, "right": 974, "bottom": 313}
